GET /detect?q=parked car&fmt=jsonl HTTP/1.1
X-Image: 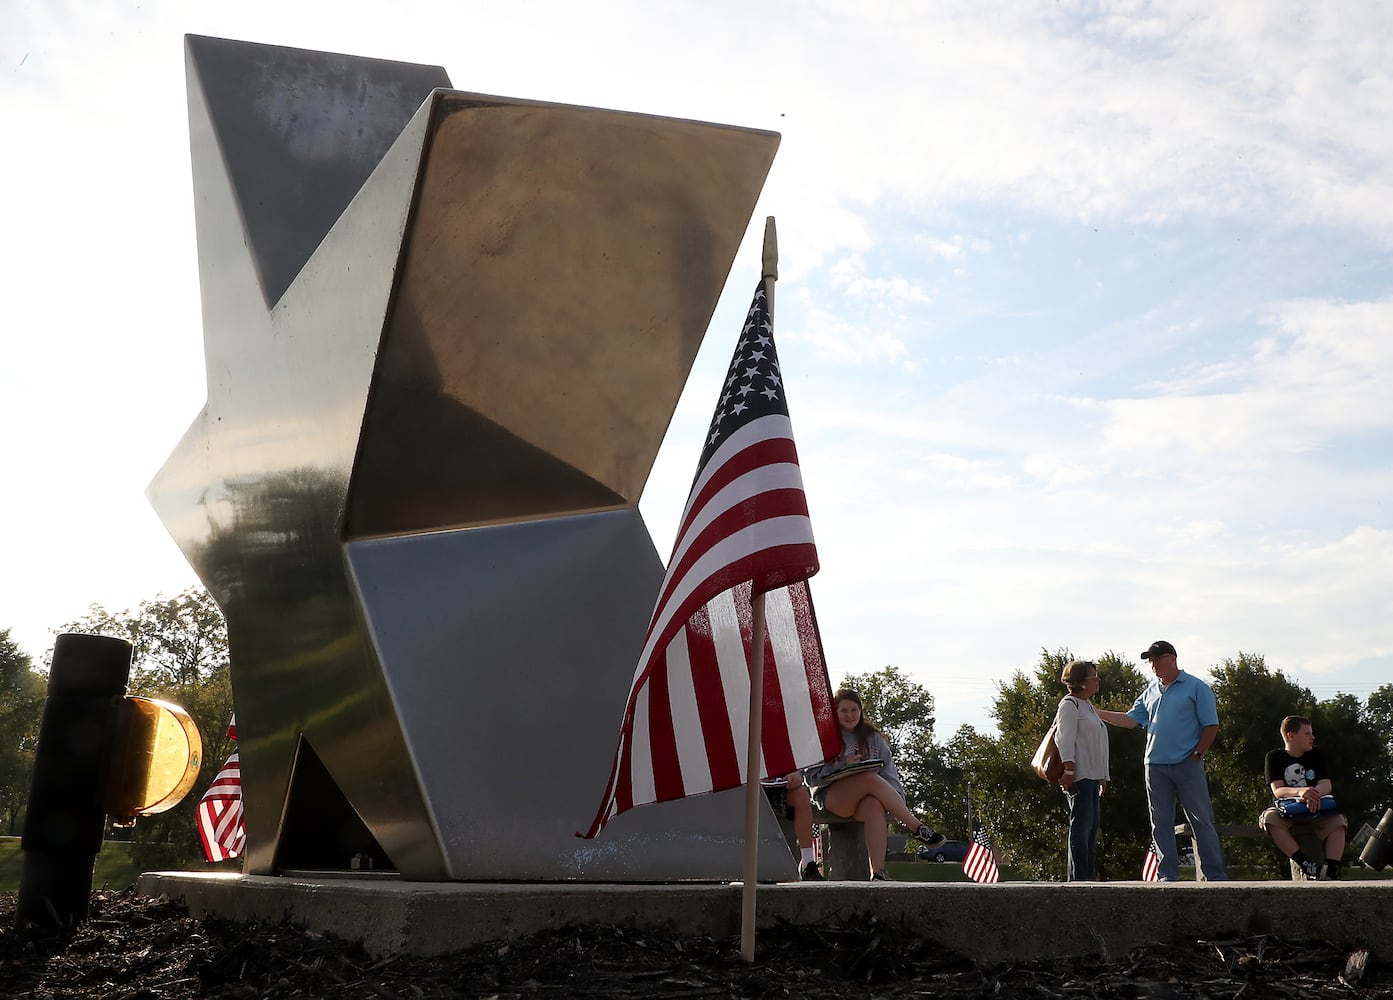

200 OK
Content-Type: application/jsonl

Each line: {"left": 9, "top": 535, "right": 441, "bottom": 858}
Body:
{"left": 917, "top": 839, "right": 970, "bottom": 863}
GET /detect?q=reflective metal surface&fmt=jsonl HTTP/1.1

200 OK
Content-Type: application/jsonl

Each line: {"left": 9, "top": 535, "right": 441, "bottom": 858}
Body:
{"left": 149, "top": 36, "right": 787, "bottom": 879}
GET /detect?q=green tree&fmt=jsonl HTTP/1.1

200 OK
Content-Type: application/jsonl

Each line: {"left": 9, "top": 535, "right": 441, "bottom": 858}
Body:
{"left": 0, "top": 629, "right": 46, "bottom": 836}
{"left": 61, "top": 587, "right": 234, "bottom": 869}
{"left": 1310, "top": 693, "right": 1392, "bottom": 837}
{"left": 835, "top": 666, "right": 938, "bottom": 827}
{"left": 1363, "top": 684, "right": 1393, "bottom": 815}
{"left": 61, "top": 588, "right": 229, "bottom": 691}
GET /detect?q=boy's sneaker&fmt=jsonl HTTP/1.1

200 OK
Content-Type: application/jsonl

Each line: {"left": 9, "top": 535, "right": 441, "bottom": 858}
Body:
{"left": 800, "top": 861, "right": 825, "bottom": 882}
{"left": 916, "top": 825, "right": 947, "bottom": 850}
{"left": 1296, "top": 856, "right": 1322, "bottom": 879}
{"left": 872, "top": 869, "right": 892, "bottom": 881}
{"left": 1324, "top": 861, "right": 1342, "bottom": 880}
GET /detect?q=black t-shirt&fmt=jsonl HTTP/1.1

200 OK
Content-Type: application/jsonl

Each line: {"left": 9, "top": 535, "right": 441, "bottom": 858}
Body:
{"left": 1263, "top": 746, "right": 1330, "bottom": 790}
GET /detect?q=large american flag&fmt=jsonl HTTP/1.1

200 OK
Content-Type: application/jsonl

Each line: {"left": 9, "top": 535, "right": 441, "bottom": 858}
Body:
{"left": 580, "top": 281, "right": 840, "bottom": 839}
{"left": 196, "top": 717, "right": 245, "bottom": 862}
{"left": 963, "top": 824, "right": 1001, "bottom": 884}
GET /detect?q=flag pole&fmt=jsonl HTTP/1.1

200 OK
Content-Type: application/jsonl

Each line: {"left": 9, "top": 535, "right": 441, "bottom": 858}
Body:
{"left": 740, "top": 216, "right": 778, "bottom": 963}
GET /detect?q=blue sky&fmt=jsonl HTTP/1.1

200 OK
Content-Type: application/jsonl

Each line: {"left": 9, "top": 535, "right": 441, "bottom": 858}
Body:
{"left": 3, "top": 1, "right": 1390, "bottom": 736}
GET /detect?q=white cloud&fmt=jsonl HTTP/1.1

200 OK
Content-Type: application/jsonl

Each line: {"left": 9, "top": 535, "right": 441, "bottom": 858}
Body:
{"left": 1093, "top": 295, "right": 1393, "bottom": 481}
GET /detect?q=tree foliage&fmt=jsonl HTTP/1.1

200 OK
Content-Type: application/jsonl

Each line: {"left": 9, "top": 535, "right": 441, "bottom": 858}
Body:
{"left": 0, "top": 629, "right": 46, "bottom": 835}
{"left": 1310, "top": 694, "right": 1392, "bottom": 835}
{"left": 1358, "top": 683, "right": 1393, "bottom": 817}
{"left": 60, "top": 589, "right": 229, "bottom": 692}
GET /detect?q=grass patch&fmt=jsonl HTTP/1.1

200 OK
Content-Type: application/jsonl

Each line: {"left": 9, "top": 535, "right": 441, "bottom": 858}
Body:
{"left": 0, "top": 837, "right": 190, "bottom": 892}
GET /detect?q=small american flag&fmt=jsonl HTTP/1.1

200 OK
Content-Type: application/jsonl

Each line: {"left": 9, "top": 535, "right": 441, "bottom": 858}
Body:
{"left": 580, "top": 281, "right": 840, "bottom": 839}
{"left": 196, "top": 717, "right": 245, "bottom": 862}
{"left": 1142, "top": 847, "right": 1161, "bottom": 882}
{"left": 963, "top": 824, "right": 1001, "bottom": 884}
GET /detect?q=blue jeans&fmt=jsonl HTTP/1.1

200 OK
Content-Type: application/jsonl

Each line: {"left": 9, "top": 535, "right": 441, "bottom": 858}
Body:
{"left": 1065, "top": 778, "right": 1102, "bottom": 880}
{"left": 1145, "top": 757, "right": 1227, "bottom": 881}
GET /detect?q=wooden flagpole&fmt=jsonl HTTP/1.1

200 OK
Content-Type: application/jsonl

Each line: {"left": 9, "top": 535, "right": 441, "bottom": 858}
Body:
{"left": 740, "top": 216, "right": 778, "bottom": 963}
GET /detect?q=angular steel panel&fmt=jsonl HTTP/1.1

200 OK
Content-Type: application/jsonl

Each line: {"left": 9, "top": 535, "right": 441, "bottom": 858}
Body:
{"left": 149, "top": 36, "right": 789, "bottom": 880}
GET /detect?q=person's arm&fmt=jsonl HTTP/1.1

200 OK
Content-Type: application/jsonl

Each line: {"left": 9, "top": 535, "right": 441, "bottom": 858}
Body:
{"left": 1269, "top": 775, "right": 1323, "bottom": 810}
{"left": 1095, "top": 709, "right": 1138, "bottom": 729}
{"left": 1054, "top": 699, "right": 1079, "bottom": 790}
{"left": 803, "top": 745, "right": 844, "bottom": 786}
{"left": 1189, "top": 723, "right": 1218, "bottom": 761}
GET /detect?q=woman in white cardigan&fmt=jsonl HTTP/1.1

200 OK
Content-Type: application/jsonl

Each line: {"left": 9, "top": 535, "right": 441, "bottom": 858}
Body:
{"left": 1055, "top": 660, "right": 1110, "bottom": 880}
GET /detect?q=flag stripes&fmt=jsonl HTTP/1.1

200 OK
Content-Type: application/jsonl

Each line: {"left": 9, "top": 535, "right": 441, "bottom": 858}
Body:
{"left": 595, "top": 581, "right": 835, "bottom": 833}
{"left": 196, "top": 750, "right": 246, "bottom": 862}
{"left": 963, "top": 825, "right": 1001, "bottom": 884}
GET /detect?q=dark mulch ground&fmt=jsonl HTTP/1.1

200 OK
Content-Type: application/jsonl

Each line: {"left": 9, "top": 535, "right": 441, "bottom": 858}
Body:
{"left": 0, "top": 889, "right": 1388, "bottom": 999}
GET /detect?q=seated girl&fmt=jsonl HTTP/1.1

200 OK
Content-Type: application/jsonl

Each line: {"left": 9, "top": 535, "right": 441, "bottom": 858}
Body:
{"left": 804, "top": 688, "right": 945, "bottom": 880}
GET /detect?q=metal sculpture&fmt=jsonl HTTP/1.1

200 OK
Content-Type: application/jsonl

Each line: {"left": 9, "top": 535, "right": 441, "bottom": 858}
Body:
{"left": 148, "top": 35, "right": 788, "bottom": 879}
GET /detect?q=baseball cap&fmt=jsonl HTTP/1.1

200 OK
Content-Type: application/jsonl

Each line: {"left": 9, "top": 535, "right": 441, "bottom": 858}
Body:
{"left": 1140, "top": 640, "right": 1177, "bottom": 660}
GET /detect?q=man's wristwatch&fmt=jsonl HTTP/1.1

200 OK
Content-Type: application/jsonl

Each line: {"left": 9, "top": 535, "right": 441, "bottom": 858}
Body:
{"left": 1191, "top": 750, "right": 1204, "bottom": 760}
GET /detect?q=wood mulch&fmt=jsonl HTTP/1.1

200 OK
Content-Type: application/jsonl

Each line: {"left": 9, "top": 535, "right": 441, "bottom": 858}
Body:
{"left": 0, "top": 889, "right": 1387, "bottom": 998}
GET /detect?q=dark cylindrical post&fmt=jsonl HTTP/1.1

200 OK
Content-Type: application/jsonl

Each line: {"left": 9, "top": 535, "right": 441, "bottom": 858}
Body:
{"left": 16, "top": 633, "right": 133, "bottom": 932}
{"left": 1360, "top": 808, "right": 1393, "bottom": 871}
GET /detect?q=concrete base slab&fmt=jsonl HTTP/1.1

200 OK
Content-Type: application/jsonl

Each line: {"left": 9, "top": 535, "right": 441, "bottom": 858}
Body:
{"left": 137, "top": 872, "right": 1393, "bottom": 963}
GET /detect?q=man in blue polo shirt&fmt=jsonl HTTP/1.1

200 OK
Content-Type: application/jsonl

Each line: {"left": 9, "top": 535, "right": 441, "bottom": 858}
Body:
{"left": 1098, "top": 640, "right": 1228, "bottom": 881}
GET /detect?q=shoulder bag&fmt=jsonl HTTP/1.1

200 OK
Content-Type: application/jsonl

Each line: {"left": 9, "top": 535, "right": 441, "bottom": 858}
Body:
{"left": 1031, "top": 721, "right": 1064, "bottom": 783}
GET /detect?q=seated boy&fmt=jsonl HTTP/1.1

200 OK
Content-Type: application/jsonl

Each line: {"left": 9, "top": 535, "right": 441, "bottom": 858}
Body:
{"left": 1258, "top": 715, "right": 1347, "bottom": 879}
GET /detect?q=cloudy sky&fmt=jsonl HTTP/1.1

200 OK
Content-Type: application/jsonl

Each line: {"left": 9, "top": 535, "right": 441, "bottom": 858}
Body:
{"left": 3, "top": 1, "right": 1390, "bottom": 737}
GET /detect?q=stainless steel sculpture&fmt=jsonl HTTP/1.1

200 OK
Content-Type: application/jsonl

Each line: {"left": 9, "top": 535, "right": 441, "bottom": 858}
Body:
{"left": 148, "top": 35, "right": 789, "bottom": 880}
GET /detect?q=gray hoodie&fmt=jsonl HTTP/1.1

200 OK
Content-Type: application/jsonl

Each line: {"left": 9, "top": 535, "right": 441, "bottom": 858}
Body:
{"left": 804, "top": 729, "right": 905, "bottom": 798}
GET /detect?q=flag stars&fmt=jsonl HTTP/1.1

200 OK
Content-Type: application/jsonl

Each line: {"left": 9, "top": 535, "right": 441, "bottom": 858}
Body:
{"left": 698, "top": 283, "right": 791, "bottom": 455}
